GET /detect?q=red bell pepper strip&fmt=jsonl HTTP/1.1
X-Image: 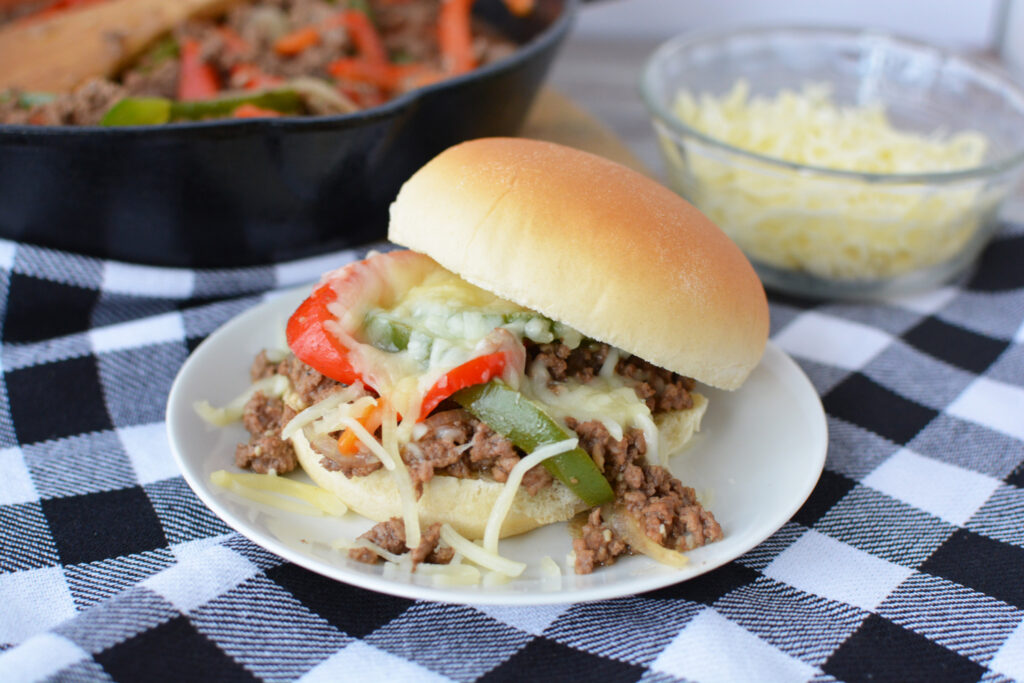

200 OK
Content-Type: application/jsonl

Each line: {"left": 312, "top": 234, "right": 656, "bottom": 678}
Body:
{"left": 420, "top": 351, "right": 507, "bottom": 418}
{"left": 327, "top": 58, "right": 393, "bottom": 87}
{"left": 438, "top": 0, "right": 476, "bottom": 74}
{"left": 286, "top": 283, "right": 363, "bottom": 387}
{"left": 274, "top": 26, "right": 322, "bottom": 56}
{"left": 230, "top": 63, "right": 284, "bottom": 90}
{"left": 232, "top": 104, "right": 282, "bottom": 119}
{"left": 286, "top": 250, "right": 439, "bottom": 389}
{"left": 177, "top": 39, "right": 220, "bottom": 101}
{"left": 328, "top": 58, "right": 442, "bottom": 92}
{"left": 330, "top": 10, "right": 389, "bottom": 65}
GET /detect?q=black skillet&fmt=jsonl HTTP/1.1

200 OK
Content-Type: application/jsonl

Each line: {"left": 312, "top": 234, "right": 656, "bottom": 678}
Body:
{"left": 0, "top": 0, "right": 577, "bottom": 267}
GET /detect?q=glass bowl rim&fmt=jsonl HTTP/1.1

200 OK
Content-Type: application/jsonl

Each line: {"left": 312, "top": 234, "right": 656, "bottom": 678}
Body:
{"left": 639, "top": 24, "right": 1024, "bottom": 184}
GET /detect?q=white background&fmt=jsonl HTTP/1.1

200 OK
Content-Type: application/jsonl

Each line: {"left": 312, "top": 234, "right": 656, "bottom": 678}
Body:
{"left": 571, "top": 0, "right": 1022, "bottom": 75}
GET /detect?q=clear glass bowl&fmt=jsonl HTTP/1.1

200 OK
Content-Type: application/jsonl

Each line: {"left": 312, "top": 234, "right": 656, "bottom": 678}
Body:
{"left": 640, "top": 26, "right": 1024, "bottom": 299}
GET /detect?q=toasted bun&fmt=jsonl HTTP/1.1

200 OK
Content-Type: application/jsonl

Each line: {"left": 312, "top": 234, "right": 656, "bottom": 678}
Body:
{"left": 389, "top": 138, "right": 769, "bottom": 390}
{"left": 293, "top": 395, "right": 707, "bottom": 539}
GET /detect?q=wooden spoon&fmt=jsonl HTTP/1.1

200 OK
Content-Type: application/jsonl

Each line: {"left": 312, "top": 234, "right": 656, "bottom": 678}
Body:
{"left": 0, "top": 0, "right": 242, "bottom": 92}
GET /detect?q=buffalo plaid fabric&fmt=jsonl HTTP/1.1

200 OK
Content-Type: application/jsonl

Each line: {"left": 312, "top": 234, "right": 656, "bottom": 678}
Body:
{"left": 0, "top": 219, "right": 1022, "bottom": 683}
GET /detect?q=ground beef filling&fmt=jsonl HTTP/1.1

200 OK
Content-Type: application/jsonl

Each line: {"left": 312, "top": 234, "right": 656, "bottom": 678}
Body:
{"left": 402, "top": 409, "right": 553, "bottom": 496}
{"left": 348, "top": 517, "right": 454, "bottom": 569}
{"left": 316, "top": 408, "right": 554, "bottom": 497}
{"left": 238, "top": 353, "right": 553, "bottom": 494}
{"left": 235, "top": 391, "right": 298, "bottom": 474}
{"left": 235, "top": 351, "right": 343, "bottom": 474}
{"left": 526, "top": 341, "right": 695, "bottom": 414}
{"left": 566, "top": 417, "right": 723, "bottom": 575}
{"left": 252, "top": 351, "right": 343, "bottom": 406}
{"left": 572, "top": 508, "right": 629, "bottom": 575}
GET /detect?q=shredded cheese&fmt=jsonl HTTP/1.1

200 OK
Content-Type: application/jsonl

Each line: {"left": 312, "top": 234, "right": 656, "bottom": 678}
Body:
{"left": 281, "top": 383, "right": 366, "bottom": 439}
{"left": 327, "top": 395, "right": 421, "bottom": 548}
{"left": 194, "top": 375, "right": 289, "bottom": 426}
{"left": 311, "top": 395, "right": 377, "bottom": 435}
{"left": 439, "top": 524, "right": 527, "bottom": 577}
{"left": 386, "top": 409, "right": 421, "bottom": 548}
{"left": 339, "top": 415, "right": 396, "bottom": 469}
{"left": 264, "top": 347, "right": 289, "bottom": 363}
{"left": 334, "top": 260, "right": 586, "bottom": 421}
{"left": 667, "top": 79, "right": 994, "bottom": 280}
{"left": 482, "top": 570, "right": 512, "bottom": 587}
{"left": 416, "top": 563, "right": 482, "bottom": 587}
{"left": 482, "top": 438, "right": 579, "bottom": 555}
{"left": 540, "top": 555, "right": 562, "bottom": 579}
{"left": 350, "top": 538, "right": 407, "bottom": 564}
{"left": 210, "top": 469, "right": 346, "bottom": 516}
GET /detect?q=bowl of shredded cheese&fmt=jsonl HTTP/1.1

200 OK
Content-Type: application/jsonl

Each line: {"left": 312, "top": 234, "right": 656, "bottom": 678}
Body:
{"left": 640, "top": 26, "right": 1024, "bottom": 298}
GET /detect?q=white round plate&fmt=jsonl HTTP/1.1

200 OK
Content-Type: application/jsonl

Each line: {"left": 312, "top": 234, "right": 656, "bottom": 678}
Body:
{"left": 167, "top": 287, "right": 827, "bottom": 605}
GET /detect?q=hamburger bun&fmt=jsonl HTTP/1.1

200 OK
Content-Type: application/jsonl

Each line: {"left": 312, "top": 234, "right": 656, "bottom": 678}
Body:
{"left": 294, "top": 394, "right": 707, "bottom": 539}
{"left": 388, "top": 137, "right": 769, "bottom": 390}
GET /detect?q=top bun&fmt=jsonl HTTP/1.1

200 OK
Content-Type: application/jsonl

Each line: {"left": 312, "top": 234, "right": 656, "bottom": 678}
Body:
{"left": 388, "top": 138, "right": 769, "bottom": 390}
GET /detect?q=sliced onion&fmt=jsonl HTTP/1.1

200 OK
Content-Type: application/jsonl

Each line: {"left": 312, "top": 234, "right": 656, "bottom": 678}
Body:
{"left": 288, "top": 77, "right": 358, "bottom": 115}
{"left": 604, "top": 505, "right": 689, "bottom": 568}
{"left": 305, "top": 428, "right": 344, "bottom": 458}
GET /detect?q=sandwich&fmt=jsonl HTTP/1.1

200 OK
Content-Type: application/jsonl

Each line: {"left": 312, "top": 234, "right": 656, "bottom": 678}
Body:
{"left": 228, "top": 137, "right": 769, "bottom": 576}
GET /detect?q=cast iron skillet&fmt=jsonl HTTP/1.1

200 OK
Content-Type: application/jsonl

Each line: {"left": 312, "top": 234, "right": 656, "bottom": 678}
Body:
{"left": 0, "top": 0, "right": 576, "bottom": 267}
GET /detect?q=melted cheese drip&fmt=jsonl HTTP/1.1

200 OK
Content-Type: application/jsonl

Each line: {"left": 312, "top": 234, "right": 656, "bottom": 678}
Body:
{"left": 523, "top": 359, "right": 661, "bottom": 465}
{"left": 336, "top": 266, "right": 583, "bottom": 412}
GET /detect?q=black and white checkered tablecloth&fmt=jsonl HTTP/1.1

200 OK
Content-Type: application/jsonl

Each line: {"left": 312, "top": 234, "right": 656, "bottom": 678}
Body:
{"left": 0, "top": 219, "right": 1022, "bottom": 682}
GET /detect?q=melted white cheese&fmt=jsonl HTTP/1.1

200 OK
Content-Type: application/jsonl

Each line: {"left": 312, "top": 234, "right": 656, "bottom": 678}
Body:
{"left": 523, "top": 359, "right": 661, "bottom": 465}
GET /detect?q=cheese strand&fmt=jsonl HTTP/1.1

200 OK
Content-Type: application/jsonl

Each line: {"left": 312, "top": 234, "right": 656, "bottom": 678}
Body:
{"left": 482, "top": 437, "right": 578, "bottom": 554}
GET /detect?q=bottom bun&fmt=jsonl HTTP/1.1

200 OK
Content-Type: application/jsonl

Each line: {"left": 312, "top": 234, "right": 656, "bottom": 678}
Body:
{"left": 658, "top": 392, "right": 708, "bottom": 458}
{"left": 293, "top": 394, "right": 708, "bottom": 540}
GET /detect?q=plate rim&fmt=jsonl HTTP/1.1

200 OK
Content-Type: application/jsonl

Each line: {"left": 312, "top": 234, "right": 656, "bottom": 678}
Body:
{"left": 166, "top": 288, "right": 828, "bottom": 605}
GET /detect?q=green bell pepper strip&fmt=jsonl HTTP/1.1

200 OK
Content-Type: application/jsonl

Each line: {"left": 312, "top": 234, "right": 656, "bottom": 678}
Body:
{"left": 453, "top": 380, "right": 614, "bottom": 507}
{"left": 101, "top": 89, "right": 303, "bottom": 126}
{"left": 363, "top": 312, "right": 412, "bottom": 353}
{"left": 100, "top": 97, "right": 173, "bottom": 126}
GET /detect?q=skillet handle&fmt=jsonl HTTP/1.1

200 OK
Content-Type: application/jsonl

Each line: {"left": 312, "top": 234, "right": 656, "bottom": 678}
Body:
{"left": 0, "top": 0, "right": 243, "bottom": 92}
